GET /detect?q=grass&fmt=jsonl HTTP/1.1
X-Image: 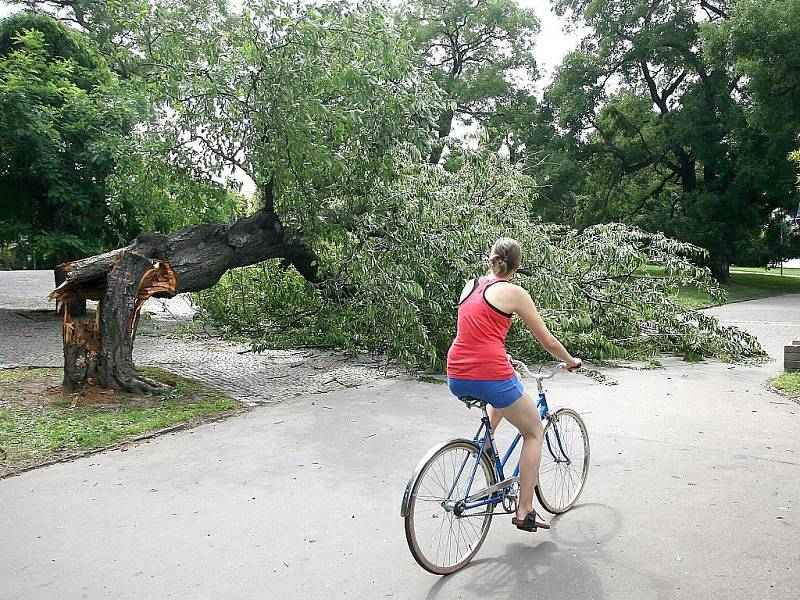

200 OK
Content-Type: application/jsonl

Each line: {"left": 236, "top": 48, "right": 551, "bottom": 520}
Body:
{"left": 771, "top": 371, "right": 800, "bottom": 401}
{"left": 0, "top": 368, "right": 55, "bottom": 384}
{"left": 730, "top": 266, "right": 800, "bottom": 277}
{"left": 675, "top": 271, "right": 800, "bottom": 309}
{"left": 0, "top": 367, "right": 242, "bottom": 476}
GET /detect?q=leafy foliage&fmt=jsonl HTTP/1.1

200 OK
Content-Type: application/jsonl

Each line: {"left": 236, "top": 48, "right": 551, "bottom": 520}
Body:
{"left": 106, "top": 139, "right": 246, "bottom": 236}
{"left": 0, "top": 12, "right": 143, "bottom": 266}
{"left": 197, "top": 154, "right": 764, "bottom": 370}
{"left": 709, "top": 0, "right": 800, "bottom": 143}
{"left": 122, "top": 0, "right": 442, "bottom": 232}
{"left": 400, "top": 0, "right": 539, "bottom": 164}
{"left": 526, "top": 0, "right": 800, "bottom": 278}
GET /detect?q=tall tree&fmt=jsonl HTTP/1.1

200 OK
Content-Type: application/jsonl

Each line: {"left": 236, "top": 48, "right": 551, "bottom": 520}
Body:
{"left": 543, "top": 0, "right": 799, "bottom": 280}
{"left": 401, "top": 0, "right": 539, "bottom": 164}
{"left": 50, "top": 0, "right": 443, "bottom": 393}
{"left": 7, "top": 0, "right": 152, "bottom": 76}
{"left": 0, "top": 12, "right": 141, "bottom": 267}
{"left": 482, "top": 90, "right": 588, "bottom": 224}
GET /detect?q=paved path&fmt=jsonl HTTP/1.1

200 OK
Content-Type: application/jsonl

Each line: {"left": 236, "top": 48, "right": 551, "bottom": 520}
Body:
{"left": 1, "top": 273, "right": 799, "bottom": 599}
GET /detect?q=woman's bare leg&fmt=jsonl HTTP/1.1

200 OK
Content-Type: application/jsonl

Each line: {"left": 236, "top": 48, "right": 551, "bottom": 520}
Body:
{"left": 487, "top": 405, "right": 503, "bottom": 432}
{"left": 498, "top": 391, "right": 546, "bottom": 523}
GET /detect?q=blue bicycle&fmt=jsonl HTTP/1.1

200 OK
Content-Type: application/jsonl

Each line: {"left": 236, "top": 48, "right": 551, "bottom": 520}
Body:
{"left": 401, "top": 358, "right": 590, "bottom": 574}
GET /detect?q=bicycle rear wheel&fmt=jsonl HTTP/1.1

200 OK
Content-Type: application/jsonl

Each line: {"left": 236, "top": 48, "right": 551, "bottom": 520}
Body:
{"left": 404, "top": 440, "right": 496, "bottom": 574}
{"left": 535, "top": 408, "right": 590, "bottom": 514}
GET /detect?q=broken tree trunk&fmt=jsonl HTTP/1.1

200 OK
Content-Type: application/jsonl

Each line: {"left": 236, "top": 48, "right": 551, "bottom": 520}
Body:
{"left": 54, "top": 265, "right": 86, "bottom": 317}
{"left": 50, "top": 208, "right": 317, "bottom": 393}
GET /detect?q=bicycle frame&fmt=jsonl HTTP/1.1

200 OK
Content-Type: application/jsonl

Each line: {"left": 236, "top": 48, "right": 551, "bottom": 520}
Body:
{"left": 448, "top": 387, "right": 574, "bottom": 515}
{"left": 399, "top": 361, "right": 575, "bottom": 519}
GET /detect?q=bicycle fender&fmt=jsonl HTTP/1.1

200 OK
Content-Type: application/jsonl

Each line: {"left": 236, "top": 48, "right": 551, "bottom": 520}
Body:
{"left": 400, "top": 438, "right": 479, "bottom": 518}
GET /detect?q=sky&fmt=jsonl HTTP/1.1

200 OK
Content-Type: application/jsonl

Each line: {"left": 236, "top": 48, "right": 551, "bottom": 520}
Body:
{"left": 521, "top": 0, "right": 584, "bottom": 84}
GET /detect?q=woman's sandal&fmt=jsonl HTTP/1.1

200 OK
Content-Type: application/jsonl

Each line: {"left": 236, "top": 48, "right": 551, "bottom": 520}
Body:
{"left": 511, "top": 510, "right": 550, "bottom": 532}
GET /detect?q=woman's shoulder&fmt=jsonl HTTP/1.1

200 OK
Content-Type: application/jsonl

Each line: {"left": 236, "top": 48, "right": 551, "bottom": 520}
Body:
{"left": 488, "top": 278, "right": 525, "bottom": 293}
{"left": 485, "top": 279, "right": 529, "bottom": 302}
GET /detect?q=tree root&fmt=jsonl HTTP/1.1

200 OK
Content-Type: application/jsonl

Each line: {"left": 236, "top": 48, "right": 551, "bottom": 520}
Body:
{"left": 101, "top": 366, "right": 171, "bottom": 394}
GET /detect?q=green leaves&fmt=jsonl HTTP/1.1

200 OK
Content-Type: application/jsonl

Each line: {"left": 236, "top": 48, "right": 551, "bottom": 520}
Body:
{"left": 0, "top": 13, "right": 144, "bottom": 265}
{"left": 531, "top": 0, "right": 800, "bottom": 275}
{"left": 400, "top": 0, "right": 540, "bottom": 163}
{"left": 197, "top": 152, "right": 764, "bottom": 371}
{"left": 128, "top": 0, "right": 442, "bottom": 232}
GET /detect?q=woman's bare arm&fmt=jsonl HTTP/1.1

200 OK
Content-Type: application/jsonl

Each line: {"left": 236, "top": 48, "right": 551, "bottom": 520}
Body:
{"left": 511, "top": 287, "right": 581, "bottom": 370}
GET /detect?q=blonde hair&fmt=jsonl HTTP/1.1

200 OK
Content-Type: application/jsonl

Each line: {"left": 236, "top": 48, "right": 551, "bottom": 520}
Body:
{"left": 489, "top": 237, "right": 522, "bottom": 277}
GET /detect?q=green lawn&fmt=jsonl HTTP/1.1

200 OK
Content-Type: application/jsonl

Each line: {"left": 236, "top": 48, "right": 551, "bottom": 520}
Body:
{"left": 771, "top": 371, "right": 800, "bottom": 401}
{"left": 0, "top": 367, "right": 242, "bottom": 476}
{"left": 676, "top": 271, "right": 800, "bottom": 309}
{"left": 730, "top": 266, "right": 800, "bottom": 277}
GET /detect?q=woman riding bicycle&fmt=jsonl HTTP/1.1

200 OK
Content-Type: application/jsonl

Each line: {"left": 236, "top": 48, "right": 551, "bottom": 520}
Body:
{"left": 447, "top": 237, "right": 581, "bottom": 531}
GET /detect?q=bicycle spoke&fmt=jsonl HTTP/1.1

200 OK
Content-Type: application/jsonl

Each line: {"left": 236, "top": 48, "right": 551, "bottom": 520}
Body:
{"left": 406, "top": 442, "right": 495, "bottom": 573}
{"left": 536, "top": 410, "right": 590, "bottom": 514}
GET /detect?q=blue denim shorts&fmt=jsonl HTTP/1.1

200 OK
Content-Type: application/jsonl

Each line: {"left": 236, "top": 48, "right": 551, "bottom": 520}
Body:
{"left": 447, "top": 374, "right": 525, "bottom": 409}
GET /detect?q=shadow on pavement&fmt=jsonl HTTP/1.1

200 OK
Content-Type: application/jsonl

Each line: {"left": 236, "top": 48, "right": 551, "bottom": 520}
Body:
{"left": 548, "top": 502, "right": 623, "bottom": 548}
{"left": 424, "top": 540, "right": 604, "bottom": 600}
{"left": 422, "top": 502, "right": 675, "bottom": 600}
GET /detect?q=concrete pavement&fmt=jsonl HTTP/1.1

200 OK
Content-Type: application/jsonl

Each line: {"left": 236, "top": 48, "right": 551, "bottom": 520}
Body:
{"left": 1, "top": 279, "right": 798, "bottom": 599}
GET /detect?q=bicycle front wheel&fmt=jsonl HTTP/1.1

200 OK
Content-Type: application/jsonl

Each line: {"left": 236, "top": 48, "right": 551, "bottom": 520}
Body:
{"left": 536, "top": 408, "right": 590, "bottom": 514}
{"left": 404, "top": 440, "right": 496, "bottom": 575}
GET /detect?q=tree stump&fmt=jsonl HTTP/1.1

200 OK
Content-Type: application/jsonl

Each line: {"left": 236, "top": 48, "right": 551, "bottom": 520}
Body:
{"left": 49, "top": 207, "right": 318, "bottom": 393}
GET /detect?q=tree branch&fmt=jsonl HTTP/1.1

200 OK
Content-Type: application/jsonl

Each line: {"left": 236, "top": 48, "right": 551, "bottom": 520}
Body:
{"left": 628, "top": 172, "right": 678, "bottom": 218}
{"left": 640, "top": 61, "right": 669, "bottom": 113}
{"left": 661, "top": 70, "right": 687, "bottom": 102}
{"left": 699, "top": 0, "right": 728, "bottom": 19}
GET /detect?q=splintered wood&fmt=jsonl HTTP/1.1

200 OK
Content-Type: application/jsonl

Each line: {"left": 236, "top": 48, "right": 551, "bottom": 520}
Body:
{"left": 48, "top": 248, "right": 130, "bottom": 304}
{"left": 63, "top": 310, "right": 100, "bottom": 354}
{"left": 131, "top": 261, "right": 178, "bottom": 338}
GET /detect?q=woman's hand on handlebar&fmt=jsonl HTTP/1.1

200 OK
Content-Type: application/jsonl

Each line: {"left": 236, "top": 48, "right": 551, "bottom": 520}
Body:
{"left": 565, "top": 357, "right": 582, "bottom": 372}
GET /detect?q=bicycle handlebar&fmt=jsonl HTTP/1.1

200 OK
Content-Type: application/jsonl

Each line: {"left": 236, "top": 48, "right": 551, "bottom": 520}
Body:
{"left": 508, "top": 356, "right": 569, "bottom": 381}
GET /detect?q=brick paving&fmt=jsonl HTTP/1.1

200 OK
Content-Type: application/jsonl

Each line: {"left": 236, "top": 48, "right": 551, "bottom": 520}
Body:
{"left": 0, "top": 270, "right": 399, "bottom": 406}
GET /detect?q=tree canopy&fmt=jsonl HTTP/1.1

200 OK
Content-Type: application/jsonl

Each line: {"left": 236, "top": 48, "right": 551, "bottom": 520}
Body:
{"left": 401, "top": 0, "right": 539, "bottom": 164}
{"left": 0, "top": 11, "right": 141, "bottom": 266}
{"left": 4, "top": 0, "right": 791, "bottom": 370}
{"left": 529, "top": 0, "right": 800, "bottom": 279}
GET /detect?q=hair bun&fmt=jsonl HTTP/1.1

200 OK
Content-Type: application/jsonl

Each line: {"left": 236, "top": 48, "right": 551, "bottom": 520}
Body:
{"left": 488, "top": 238, "right": 522, "bottom": 277}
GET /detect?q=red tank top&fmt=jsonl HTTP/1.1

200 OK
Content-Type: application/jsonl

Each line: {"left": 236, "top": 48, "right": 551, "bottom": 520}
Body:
{"left": 446, "top": 277, "right": 515, "bottom": 380}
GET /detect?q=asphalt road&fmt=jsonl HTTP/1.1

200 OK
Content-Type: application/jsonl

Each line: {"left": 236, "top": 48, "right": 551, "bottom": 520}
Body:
{"left": 1, "top": 283, "right": 798, "bottom": 599}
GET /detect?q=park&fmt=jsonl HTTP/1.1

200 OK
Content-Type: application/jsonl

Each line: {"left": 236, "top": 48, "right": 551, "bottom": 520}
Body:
{"left": 1, "top": 1, "right": 799, "bottom": 598}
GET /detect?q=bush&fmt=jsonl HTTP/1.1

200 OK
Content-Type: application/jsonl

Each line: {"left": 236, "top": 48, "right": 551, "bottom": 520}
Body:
{"left": 0, "top": 243, "right": 26, "bottom": 270}
{"left": 196, "top": 154, "right": 764, "bottom": 371}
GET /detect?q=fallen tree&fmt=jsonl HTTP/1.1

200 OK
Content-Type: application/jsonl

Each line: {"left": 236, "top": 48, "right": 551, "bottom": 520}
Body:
{"left": 49, "top": 203, "right": 317, "bottom": 393}
{"left": 197, "top": 154, "right": 766, "bottom": 370}
{"left": 45, "top": 1, "right": 440, "bottom": 393}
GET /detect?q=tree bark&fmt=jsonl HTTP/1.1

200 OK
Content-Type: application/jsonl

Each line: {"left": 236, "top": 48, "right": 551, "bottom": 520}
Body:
{"left": 428, "top": 108, "right": 455, "bottom": 165}
{"left": 50, "top": 207, "right": 317, "bottom": 393}
{"left": 711, "top": 261, "right": 730, "bottom": 284}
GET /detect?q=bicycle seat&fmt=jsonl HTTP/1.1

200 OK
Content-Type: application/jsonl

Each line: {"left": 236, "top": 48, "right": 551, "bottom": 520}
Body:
{"left": 458, "top": 396, "right": 488, "bottom": 409}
